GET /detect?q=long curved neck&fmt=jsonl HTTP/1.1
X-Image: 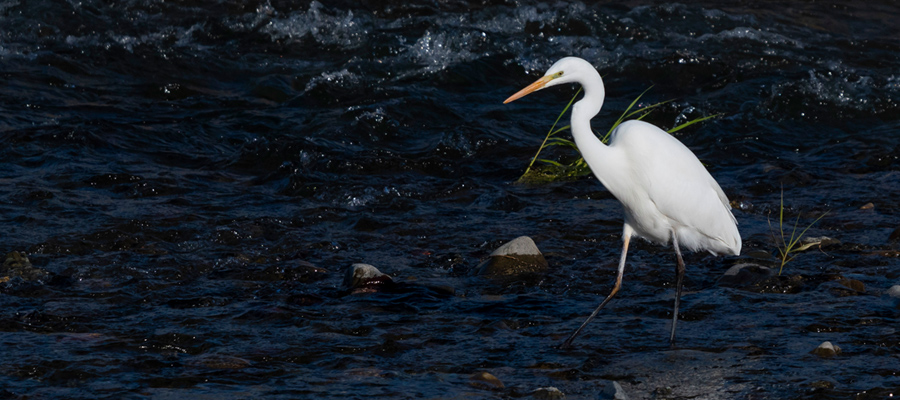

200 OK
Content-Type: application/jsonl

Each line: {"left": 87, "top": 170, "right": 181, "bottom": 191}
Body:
{"left": 570, "top": 70, "right": 617, "bottom": 182}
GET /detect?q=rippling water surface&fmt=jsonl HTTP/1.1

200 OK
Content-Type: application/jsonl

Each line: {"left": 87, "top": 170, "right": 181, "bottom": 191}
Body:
{"left": 1, "top": 1, "right": 899, "bottom": 398}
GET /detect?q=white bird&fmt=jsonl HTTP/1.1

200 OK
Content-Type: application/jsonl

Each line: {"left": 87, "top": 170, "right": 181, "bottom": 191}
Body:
{"left": 504, "top": 57, "right": 741, "bottom": 347}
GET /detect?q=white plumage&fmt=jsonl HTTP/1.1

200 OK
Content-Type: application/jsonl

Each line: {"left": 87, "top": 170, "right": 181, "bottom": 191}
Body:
{"left": 505, "top": 57, "right": 740, "bottom": 347}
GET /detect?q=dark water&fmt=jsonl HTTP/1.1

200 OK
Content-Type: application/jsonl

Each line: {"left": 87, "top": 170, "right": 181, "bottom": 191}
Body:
{"left": 1, "top": 0, "right": 899, "bottom": 398}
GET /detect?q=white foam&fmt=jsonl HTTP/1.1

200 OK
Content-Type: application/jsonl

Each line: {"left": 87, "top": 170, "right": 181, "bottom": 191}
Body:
{"left": 699, "top": 27, "right": 803, "bottom": 48}
{"left": 261, "top": 1, "right": 369, "bottom": 49}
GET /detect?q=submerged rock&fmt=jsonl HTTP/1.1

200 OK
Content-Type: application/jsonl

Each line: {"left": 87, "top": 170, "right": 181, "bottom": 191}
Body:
{"left": 474, "top": 236, "right": 548, "bottom": 279}
{"left": 469, "top": 371, "right": 504, "bottom": 390}
{"left": 717, "top": 263, "right": 775, "bottom": 288}
{"left": 342, "top": 263, "right": 455, "bottom": 297}
{"left": 343, "top": 263, "right": 394, "bottom": 294}
{"left": 811, "top": 341, "right": 842, "bottom": 357}
{"left": 800, "top": 236, "right": 841, "bottom": 250}
{"left": 598, "top": 380, "right": 629, "bottom": 400}
{"left": 532, "top": 386, "right": 565, "bottom": 400}
{"left": 888, "top": 227, "right": 900, "bottom": 243}
{"left": 807, "top": 380, "right": 836, "bottom": 393}
{"left": 837, "top": 278, "right": 865, "bottom": 293}
{"left": 2, "top": 252, "right": 48, "bottom": 282}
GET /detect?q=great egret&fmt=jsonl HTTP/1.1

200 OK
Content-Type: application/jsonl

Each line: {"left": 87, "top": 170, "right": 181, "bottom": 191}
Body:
{"left": 504, "top": 57, "right": 741, "bottom": 347}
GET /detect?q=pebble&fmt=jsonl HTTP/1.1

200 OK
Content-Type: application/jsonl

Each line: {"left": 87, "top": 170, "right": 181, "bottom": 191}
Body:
{"left": 474, "top": 236, "right": 548, "bottom": 278}
{"left": 810, "top": 341, "right": 841, "bottom": 357}
{"left": 532, "top": 386, "right": 565, "bottom": 399}
{"left": 469, "top": 371, "right": 504, "bottom": 390}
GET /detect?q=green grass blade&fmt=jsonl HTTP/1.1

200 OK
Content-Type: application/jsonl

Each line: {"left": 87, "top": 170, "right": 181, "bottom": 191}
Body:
{"left": 519, "top": 88, "right": 582, "bottom": 182}
{"left": 603, "top": 86, "right": 653, "bottom": 142}
{"left": 667, "top": 114, "right": 720, "bottom": 134}
{"left": 537, "top": 159, "right": 565, "bottom": 166}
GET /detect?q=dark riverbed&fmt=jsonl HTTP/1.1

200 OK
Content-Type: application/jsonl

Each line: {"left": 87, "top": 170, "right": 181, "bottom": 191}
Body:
{"left": 1, "top": 0, "right": 899, "bottom": 398}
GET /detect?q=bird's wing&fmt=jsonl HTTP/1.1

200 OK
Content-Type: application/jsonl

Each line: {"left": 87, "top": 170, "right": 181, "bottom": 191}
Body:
{"left": 615, "top": 121, "right": 741, "bottom": 254}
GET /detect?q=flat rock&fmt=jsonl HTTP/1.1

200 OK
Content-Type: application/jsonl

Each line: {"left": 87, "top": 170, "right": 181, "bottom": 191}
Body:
{"left": 475, "top": 236, "right": 548, "bottom": 278}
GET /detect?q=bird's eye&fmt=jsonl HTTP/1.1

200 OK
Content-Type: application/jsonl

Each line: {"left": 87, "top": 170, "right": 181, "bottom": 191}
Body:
{"left": 553, "top": 71, "right": 564, "bottom": 78}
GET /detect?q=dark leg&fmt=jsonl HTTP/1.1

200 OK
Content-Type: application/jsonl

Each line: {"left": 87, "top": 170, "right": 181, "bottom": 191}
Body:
{"left": 560, "top": 233, "right": 631, "bottom": 349}
{"left": 670, "top": 233, "right": 685, "bottom": 346}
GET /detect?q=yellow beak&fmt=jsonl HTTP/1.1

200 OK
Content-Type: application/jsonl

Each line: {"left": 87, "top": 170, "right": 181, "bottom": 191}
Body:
{"left": 503, "top": 75, "right": 555, "bottom": 104}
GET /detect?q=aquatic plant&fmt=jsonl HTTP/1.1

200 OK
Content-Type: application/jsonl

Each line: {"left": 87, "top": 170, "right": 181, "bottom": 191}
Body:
{"left": 517, "top": 87, "right": 717, "bottom": 183}
{"left": 770, "top": 189, "right": 828, "bottom": 275}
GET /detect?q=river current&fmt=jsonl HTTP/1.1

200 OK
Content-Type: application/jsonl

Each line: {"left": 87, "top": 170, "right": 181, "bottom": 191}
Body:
{"left": 1, "top": 1, "right": 899, "bottom": 398}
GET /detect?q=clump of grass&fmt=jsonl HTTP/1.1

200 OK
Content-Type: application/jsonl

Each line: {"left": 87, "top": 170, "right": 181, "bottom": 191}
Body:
{"left": 517, "top": 87, "right": 717, "bottom": 184}
{"left": 769, "top": 189, "right": 828, "bottom": 275}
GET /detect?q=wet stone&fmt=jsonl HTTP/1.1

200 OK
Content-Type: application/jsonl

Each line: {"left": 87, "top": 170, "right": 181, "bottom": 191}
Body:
{"left": 837, "top": 278, "right": 865, "bottom": 292}
{"left": 821, "top": 279, "right": 864, "bottom": 297}
{"left": 810, "top": 341, "right": 842, "bottom": 357}
{"left": 598, "top": 380, "right": 629, "bottom": 400}
{"left": 889, "top": 227, "right": 900, "bottom": 243}
{"left": 474, "top": 236, "right": 548, "bottom": 279}
{"left": 800, "top": 236, "right": 841, "bottom": 249}
{"left": 343, "top": 263, "right": 394, "bottom": 294}
{"left": 2, "top": 252, "right": 48, "bottom": 282}
{"left": 807, "top": 380, "right": 835, "bottom": 390}
{"left": 717, "top": 263, "right": 775, "bottom": 288}
{"left": 469, "top": 371, "right": 504, "bottom": 390}
{"left": 532, "top": 386, "right": 565, "bottom": 400}
{"left": 886, "top": 285, "right": 900, "bottom": 298}
{"left": 806, "top": 379, "right": 836, "bottom": 396}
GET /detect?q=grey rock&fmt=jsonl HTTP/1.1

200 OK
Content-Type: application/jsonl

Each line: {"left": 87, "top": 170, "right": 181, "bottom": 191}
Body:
{"left": 598, "top": 380, "right": 628, "bottom": 400}
{"left": 886, "top": 285, "right": 900, "bottom": 298}
{"left": 475, "top": 236, "right": 548, "bottom": 278}
{"left": 491, "top": 235, "right": 542, "bottom": 257}
{"left": 532, "top": 386, "right": 565, "bottom": 400}
{"left": 343, "top": 263, "right": 393, "bottom": 292}
{"left": 810, "top": 341, "right": 841, "bottom": 357}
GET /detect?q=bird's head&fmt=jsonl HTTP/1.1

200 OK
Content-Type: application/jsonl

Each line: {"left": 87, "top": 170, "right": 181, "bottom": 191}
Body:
{"left": 504, "top": 57, "right": 596, "bottom": 104}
